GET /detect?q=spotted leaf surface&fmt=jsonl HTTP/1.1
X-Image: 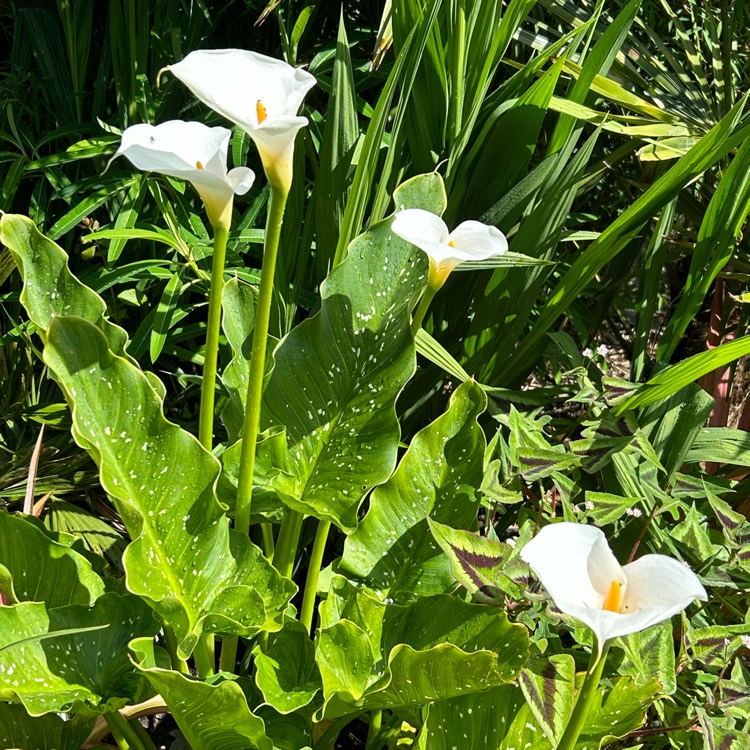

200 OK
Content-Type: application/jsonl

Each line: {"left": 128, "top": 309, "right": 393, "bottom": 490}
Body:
{"left": 43, "top": 316, "right": 295, "bottom": 655}
{"left": 316, "top": 576, "right": 529, "bottom": 719}
{"left": 132, "top": 637, "right": 275, "bottom": 750}
{"left": 339, "top": 380, "right": 487, "bottom": 599}
{"left": 0, "top": 593, "right": 158, "bottom": 717}
{"left": 262, "top": 174, "right": 442, "bottom": 531}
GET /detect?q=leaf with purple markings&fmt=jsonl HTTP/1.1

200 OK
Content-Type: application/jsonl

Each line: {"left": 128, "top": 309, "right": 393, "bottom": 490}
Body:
{"left": 427, "top": 518, "right": 512, "bottom": 604}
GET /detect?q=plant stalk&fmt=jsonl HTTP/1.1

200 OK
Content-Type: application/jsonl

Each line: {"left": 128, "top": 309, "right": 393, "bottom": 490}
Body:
{"left": 105, "top": 710, "right": 146, "bottom": 750}
{"left": 366, "top": 709, "right": 383, "bottom": 750}
{"left": 556, "top": 643, "right": 609, "bottom": 750}
{"left": 300, "top": 519, "right": 331, "bottom": 633}
{"left": 234, "top": 183, "right": 289, "bottom": 536}
{"left": 273, "top": 506, "right": 304, "bottom": 579}
{"left": 198, "top": 225, "right": 229, "bottom": 451}
{"left": 194, "top": 633, "right": 215, "bottom": 678}
{"left": 411, "top": 278, "right": 442, "bottom": 334}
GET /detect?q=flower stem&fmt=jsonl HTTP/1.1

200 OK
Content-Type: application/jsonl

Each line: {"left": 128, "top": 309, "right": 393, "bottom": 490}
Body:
{"left": 234, "top": 183, "right": 289, "bottom": 536}
{"left": 556, "top": 643, "right": 609, "bottom": 750}
{"left": 366, "top": 709, "right": 383, "bottom": 750}
{"left": 300, "top": 519, "right": 331, "bottom": 633}
{"left": 193, "top": 633, "right": 215, "bottom": 678}
{"left": 273, "top": 506, "right": 304, "bottom": 579}
{"left": 198, "top": 225, "right": 229, "bottom": 451}
{"left": 411, "top": 279, "right": 441, "bottom": 334}
{"left": 105, "top": 710, "right": 146, "bottom": 750}
{"left": 162, "top": 624, "right": 189, "bottom": 674}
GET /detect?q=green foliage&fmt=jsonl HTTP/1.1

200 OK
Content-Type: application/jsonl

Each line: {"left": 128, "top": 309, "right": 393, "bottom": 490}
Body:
{"left": 4, "top": 1, "right": 750, "bottom": 748}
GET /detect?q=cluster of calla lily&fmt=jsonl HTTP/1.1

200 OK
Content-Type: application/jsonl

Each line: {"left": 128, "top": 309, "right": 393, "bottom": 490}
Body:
{"left": 112, "top": 47, "right": 707, "bottom": 750}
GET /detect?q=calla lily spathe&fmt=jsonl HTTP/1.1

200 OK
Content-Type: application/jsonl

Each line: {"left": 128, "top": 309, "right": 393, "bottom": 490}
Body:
{"left": 391, "top": 209, "right": 508, "bottom": 284}
{"left": 520, "top": 522, "right": 707, "bottom": 650}
{"left": 116, "top": 120, "right": 254, "bottom": 229}
{"left": 166, "top": 49, "right": 316, "bottom": 189}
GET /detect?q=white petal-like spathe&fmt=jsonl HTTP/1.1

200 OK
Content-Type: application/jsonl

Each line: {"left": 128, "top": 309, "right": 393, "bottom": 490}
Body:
{"left": 520, "top": 523, "right": 624, "bottom": 614}
{"left": 520, "top": 522, "right": 707, "bottom": 648}
{"left": 391, "top": 209, "right": 452, "bottom": 263}
{"left": 447, "top": 220, "right": 509, "bottom": 262}
{"left": 391, "top": 209, "right": 508, "bottom": 270}
{"left": 167, "top": 49, "right": 316, "bottom": 183}
{"left": 116, "top": 121, "right": 254, "bottom": 228}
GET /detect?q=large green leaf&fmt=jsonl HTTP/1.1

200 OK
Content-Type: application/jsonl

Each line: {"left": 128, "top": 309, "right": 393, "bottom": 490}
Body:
{"left": 253, "top": 618, "right": 322, "bottom": 714}
{"left": 132, "top": 637, "right": 275, "bottom": 750}
{"left": 417, "top": 685, "right": 525, "bottom": 750}
{"left": 0, "top": 703, "right": 93, "bottom": 750}
{"left": 43, "top": 316, "right": 295, "bottom": 655}
{"left": 0, "top": 593, "right": 157, "bottom": 717}
{"left": 1, "top": 214, "right": 133, "bottom": 363}
{"left": 315, "top": 576, "right": 529, "bottom": 718}
{"left": 263, "top": 174, "right": 441, "bottom": 531}
{"left": 0, "top": 511, "right": 104, "bottom": 608}
{"left": 338, "top": 379, "right": 486, "bottom": 599}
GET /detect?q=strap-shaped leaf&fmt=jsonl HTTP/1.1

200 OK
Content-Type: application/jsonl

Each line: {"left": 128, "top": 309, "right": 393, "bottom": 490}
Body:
{"left": 263, "top": 174, "right": 440, "bottom": 531}
{"left": 0, "top": 594, "right": 157, "bottom": 717}
{"left": 44, "top": 316, "right": 295, "bottom": 655}
{"left": 0, "top": 512, "right": 104, "bottom": 608}
{"left": 339, "top": 380, "right": 487, "bottom": 599}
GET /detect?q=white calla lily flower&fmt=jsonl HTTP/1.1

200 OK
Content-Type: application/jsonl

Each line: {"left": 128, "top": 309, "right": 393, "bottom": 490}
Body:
{"left": 520, "top": 522, "right": 707, "bottom": 651}
{"left": 165, "top": 49, "right": 316, "bottom": 189}
{"left": 391, "top": 208, "right": 508, "bottom": 284}
{"left": 116, "top": 120, "right": 254, "bottom": 229}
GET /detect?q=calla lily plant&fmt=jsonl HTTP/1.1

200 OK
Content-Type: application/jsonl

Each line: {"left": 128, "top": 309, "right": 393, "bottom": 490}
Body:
{"left": 166, "top": 49, "right": 316, "bottom": 189}
{"left": 392, "top": 208, "right": 508, "bottom": 284}
{"left": 520, "top": 521, "right": 707, "bottom": 652}
{"left": 391, "top": 208, "right": 508, "bottom": 332}
{"left": 116, "top": 120, "right": 255, "bottom": 230}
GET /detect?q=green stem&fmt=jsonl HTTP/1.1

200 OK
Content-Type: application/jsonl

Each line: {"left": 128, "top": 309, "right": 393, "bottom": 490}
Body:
{"left": 162, "top": 624, "right": 189, "bottom": 674}
{"left": 366, "top": 709, "right": 383, "bottom": 750}
{"left": 261, "top": 522, "right": 275, "bottom": 558}
{"left": 556, "top": 643, "right": 609, "bottom": 750}
{"left": 300, "top": 519, "right": 331, "bottom": 633}
{"left": 411, "top": 279, "right": 441, "bottom": 334}
{"left": 130, "top": 718, "right": 160, "bottom": 750}
{"left": 219, "top": 634, "right": 238, "bottom": 674}
{"left": 193, "top": 633, "right": 215, "bottom": 678}
{"left": 198, "top": 225, "right": 229, "bottom": 451}
{"left": 105, "top": 710, "right": 145, "bottom": 750}
{"left": 273, "top": 506, "right": 304, "bottom": 579}
{"left": 234, "top": 184, "right": 289, "bottom": 537}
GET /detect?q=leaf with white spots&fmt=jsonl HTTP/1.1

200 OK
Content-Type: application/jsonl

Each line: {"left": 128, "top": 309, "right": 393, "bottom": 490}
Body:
{"left": 253, "top": 617, "right": 322, "bottom": 714}
{"left": 0, "top": 512, "right": 105, "bottom": 608}
{"left": 338, "top": 380, "right": 487, "bottom": 600}
{"left": 42, "top": 316, "right": 296, "bottom": 656}
{"left": 416, "top": 685, "right": 525, "bottom": 750}
{"left": 0, "top": 593, "right": 158, "bottom": 717}
{"left": 131, "top": 637, "right": 276, "bottom": 750}
{"left": 262, "top": 174, "right": 442, "bottom": 531}
{"left": 315, "top": 576, "right": 529, "bottom": 719}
